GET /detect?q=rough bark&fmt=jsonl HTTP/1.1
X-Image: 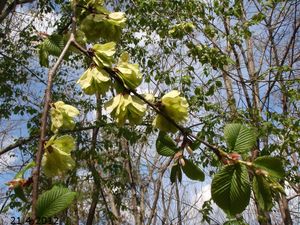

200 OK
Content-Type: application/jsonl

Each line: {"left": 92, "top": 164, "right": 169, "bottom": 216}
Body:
{"left": 278, "top": 194, "right": 293, "bottom": 225}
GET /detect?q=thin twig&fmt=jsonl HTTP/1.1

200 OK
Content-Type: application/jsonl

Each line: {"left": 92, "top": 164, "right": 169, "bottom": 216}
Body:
{"left": 0, "top": 0, "right": 35, "bottom": 24}
{"left": 0, "top": 51, "right": 47, "bottom": 85}
{"left": 0, "top": 135, "right": 38, "bottom": 156}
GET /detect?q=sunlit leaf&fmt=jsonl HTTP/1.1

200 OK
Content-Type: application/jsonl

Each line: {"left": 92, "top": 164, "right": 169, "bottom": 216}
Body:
{"left": 50, "top": 101, "right": 79, "bottom": 133}
{"left": 42, "top": 135, "right": 76, "bottom": 177}
{"left": 224, "top": 123, "right": 256, "bottom": 153}
{"left": 36, "top": 186, "right": 76, "bottom": 218}
{"left": 105, "top": 94, "right": 146, "bottom": 126}
{"left": 93, "top": 42, "right": 116, "bottom": 67}
{"left": 211, "top": 164, "right": 251, "bottom": 216}
{"left": 156, "top": 131, "right": 178, "bottom": 156}
{"left": 153, "top": 90, "right": 189, "bottom": 133}
{"left": 181, "top": 159, "right": 205, "bottom": 181}
{"left": 253, "top": 156, "right": 285, "bottom": 179}
{"left": 116, "top": 52, "right": 142, "bottom": 89}
{"left": 253, "top": 175, "right": 273, "bottom": 210}
{"left": 77, "top": 67, "right": 111, "bottom": 95}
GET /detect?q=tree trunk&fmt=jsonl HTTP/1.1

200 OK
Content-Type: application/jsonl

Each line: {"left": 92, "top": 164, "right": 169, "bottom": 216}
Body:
{"left": 86, "top": 185, "right": 100, "bottom": 225}
{"left": 278, "top": 194, "right": 293, "bottom": 225}
{"left": 175, "top": 180, "right": 182, "bottom": 225}
{"left": 122, "top": 139, "right": 141, "bottom": 225}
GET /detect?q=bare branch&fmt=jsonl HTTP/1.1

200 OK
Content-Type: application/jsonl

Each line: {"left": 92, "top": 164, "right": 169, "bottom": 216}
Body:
{"left": 0, "top": 0, "right": 35, "bottom": 24}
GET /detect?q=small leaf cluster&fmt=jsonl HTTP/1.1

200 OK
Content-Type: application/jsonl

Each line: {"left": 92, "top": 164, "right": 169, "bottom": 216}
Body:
{"left": 77, "top": 66, "right": 110, "bottom": 95}
{"left": 5, "top": 162, "right": 36, "bottom": 202}
{"left": 156, "top": 131, "right": 205, "bottom": 183}
{"left": 50, "top": 101, "right": 79, "bottom": 133}
{"left": 42, "top": 135, "right": 76, "bottom": 177}
{"left": 105, "top": 94, "right": 146, "bottom": 126}
{"left": 188, "top": 43, "right": 233, "bottom": 70}
{"left": 211, "top": 123, "right": 285, "bottom": 216}
{"left": 168, "top": 22, "right": 195, "bottom": 39}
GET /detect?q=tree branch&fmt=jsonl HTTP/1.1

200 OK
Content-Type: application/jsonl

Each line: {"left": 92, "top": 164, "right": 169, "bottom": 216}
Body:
{"left": 175, "top": 179, "right": 182, "bottom": 225}
{"left": 86, "top": 95, "right": 115, "bottom": 225}
{"left": 123, "top": 139, "right": 140, "bottom": 225}
{"left": 0, "top": 0, "right": 35, "bottom": 24}
{"left": 146, "top": 157, "right": 173, "bottom": 225}
{"left": 31, "top": 33, "right": 74, "bottom": 224}
{"left": 0, "top": 135, "right": 38, "bottom": 156}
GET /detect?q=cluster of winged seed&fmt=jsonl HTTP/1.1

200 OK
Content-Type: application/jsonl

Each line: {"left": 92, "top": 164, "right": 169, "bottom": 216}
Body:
{"left": 93, "top": 42, "right": 116, "bottom": 67}
{"left": 77, "top": 67, "right": 110, "bottom": 95}
{"left": 105, "top": 94, "right": 146, "bottom": 126}
{"left": 50, "top": 101, "right": 80, "bottom": 133}
{"left": 153, "top": 90, "right": 189, "bottom": 133}
{"left": 116, "top": 52, "right": 142, "bottom": 89}
{"left": 42, "top": 135, "right": 76, "bottom": 177}
{"left": 79, "top": 3, "right": 126, "bottom": 42}
{"left": 44, "top": 101, "right": 79, "bottom": 177}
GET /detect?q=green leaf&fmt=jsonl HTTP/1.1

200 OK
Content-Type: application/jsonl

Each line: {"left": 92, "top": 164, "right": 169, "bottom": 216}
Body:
{"left": 14, "top": 186, "right": 27, "bottom": 202}
{"left": 223, "top": 219, "right": 249, "bottom": 225}
{"left": 51, "top": 135, "right": 76, "bottom": 154}
{"left": 36, "top": 186, "right": 76, "bottom": 218}
{"left": 253, "top": 175, "right": 273, "bottom": 211}
{"left": 189, "top": 140, "right": 201, "bottom": 151}
{"left": 50, "top": 101, "right": 79, "bottom": 133}
{"left": 43, "top": 34, "right": 65, "bottom": 56}
{"left": 77, "top": 67, "right": 111, "bottom": 95}
{"left": 39, "top": 45, "right": 49, "bottom": 67}
{"left": 181, "top": 159, "right": 205, "bottom": 181}
{"left": 224, "top": 123, "right": 256, "bottom": 153}
{"left": 156, "top": 131, "right": 179, "bottom": 156}
{"left": 38, "top": 34, "right": 66, "bottom": 67}
{"left": 251, "top": 12, "right": 266, "bottom": 24}
{"left": 161, "top": 90, "right": 189, "bottom": 122}
{"left": 206, "top": 85, "right": 215, "bottom": 96}
{"left": 107, "top": 12, "right": 126, "bottom": 26}
{"left": 170, "top": 163, "right": 182, "bottom": 183}
{"left": 253, "top": 156, "right": 285, "bottom": 179}
{"left": 211, "top": 164, "right": 251, "bottom": 216}
{"left": 105, "top": 94, "right": 146, "bottom": 126}
{"left": 153, "top": 115, "right": 178, "bottom": 133}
